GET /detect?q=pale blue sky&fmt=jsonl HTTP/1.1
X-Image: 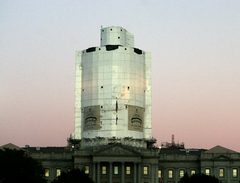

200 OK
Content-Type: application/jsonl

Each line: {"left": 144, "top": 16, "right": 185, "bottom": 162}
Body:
{"left": 1, "top": 0, "right": 240, "bottom": 151}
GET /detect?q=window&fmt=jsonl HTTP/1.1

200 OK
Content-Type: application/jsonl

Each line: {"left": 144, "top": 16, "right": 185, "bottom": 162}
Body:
{"left": 205, "top": 169, "right": 210, "bottom": 175}
{"left": 169, "top": 170, "right": 173, "bottom": 178}
{"left": 180, "top": 170, "right": 184, "bottom": 178}
{"left": 102, "top": 166, "right": 106, "bottom": 174}
{"left": 219, "top": 169, "right": 224, "bottom": 177}
{"left": 233, "top": 169, "right": 237, "bottom": 177}
{"left": 85, "top": 165, "right": 89, "bottom": 174}
{"left": 191, "top": 170, "right": 196, "bottom": 175}
{"left": 126, "top": 166, "right": 131, "bottom": 174}
{"left": 143, "top": 166, "right": 148, "bottom": 175}
{"left": 45, "top": 169, "right": 50, "bottom": 177}
{"left": 114, "top": 166, "right": 119, "bottom": 174}
{"left": 158, "top": 170, "right": 162, "bottom": 178}
{"left": 56, "top": 169, "right": 61, "bottom": 177}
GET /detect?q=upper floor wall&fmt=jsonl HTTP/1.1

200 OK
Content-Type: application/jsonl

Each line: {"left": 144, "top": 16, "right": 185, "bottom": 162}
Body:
{"left": 100, "top": 26, "right": 134, "bottom": 47}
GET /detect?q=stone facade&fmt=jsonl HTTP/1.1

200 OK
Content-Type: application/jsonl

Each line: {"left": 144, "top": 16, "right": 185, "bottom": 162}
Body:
{"left": 74, "top": 143, "right": 158, "bottom": 183}
{"left": 16, "top": 144, "right": 240, "bottom": 183}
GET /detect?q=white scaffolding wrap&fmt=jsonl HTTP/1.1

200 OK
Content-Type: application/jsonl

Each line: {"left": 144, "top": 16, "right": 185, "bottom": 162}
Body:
{"left": 71, "top": 26, "right": 153, "bottom": 146}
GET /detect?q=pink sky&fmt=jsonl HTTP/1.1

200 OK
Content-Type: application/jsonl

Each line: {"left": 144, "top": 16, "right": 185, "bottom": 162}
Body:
{"left": 1, "top": 1, "right": 240, "bottom": 152}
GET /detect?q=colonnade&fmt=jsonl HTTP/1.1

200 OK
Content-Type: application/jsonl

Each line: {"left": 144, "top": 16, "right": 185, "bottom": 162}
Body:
{"left": 92, "top": 161, "right": 138, "bottom": 183}
{"left": 90, "top": 161, "right": 158, "bottom": 183}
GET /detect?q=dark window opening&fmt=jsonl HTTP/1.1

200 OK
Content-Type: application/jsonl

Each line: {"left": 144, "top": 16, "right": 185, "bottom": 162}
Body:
{"left": 118, "top": 37, "right": 120, "bottom": 39}
{"left": 125, "top": 48, "right": 127, "bottom": 50}
{"left": 101, "top": 86, "right": 103, "bottom": 88}
{"left": 86, "top": 47, "right": 96, "bottom": 53}
{"left": 110, "top": 28, "right": 112, "bottom": 31}
{"left": 101, "top": 106, "right": 103, "bottom": 108}
{"left": 134, "top": 48, "right": 143, "bottom": 54}
{"left": 82, "top": 89, "right": 84, "bottom": 91}
{"left": 105, "top": 45, "right": 119, "bottom": 51}
{"left": 128, "top": 86, "right": 130, "bottom": 90}
{"left": 99, "top": 48, "right": 101, "bottom": 50}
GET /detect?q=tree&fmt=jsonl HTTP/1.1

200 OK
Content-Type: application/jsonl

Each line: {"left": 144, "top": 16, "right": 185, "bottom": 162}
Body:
{"left": 179, "top": 172, "right": 190, "bottom": 183}
{"left": 178, "top": 173, "right": 220, "bottom": 183}
{"left": 51, "top": 168, "right": 94, "bottom": 183}
{"left": 0, "top": 148, "right": 47, "bottom": 183}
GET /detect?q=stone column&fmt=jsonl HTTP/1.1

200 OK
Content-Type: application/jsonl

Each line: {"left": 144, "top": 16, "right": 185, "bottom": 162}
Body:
{"left": 151, "top": 164, "right": 157, "bottom": 183}
{"left": 151, "top": 164, "right": 154, "bottom": 183}
{"left": 155, "top": 164, "right": 158, "bottom": 183}
{"left": 50, "top": 166, "right": 54, "bottom": 181}
{"left": 138, "top": 163, "right": 141, "bottom": 183}
{"left": 134, "top": 162, "right": 137, "bottom": 183}
{"left": 92, "top": 162, "right": 96, "bottom": 182}
{"left": 109, "top": 162, "right": 112, "bottom": 183}
{"left": 97, "top": 162, "right": 100, "bottom": 183}
{"left": 212, "top": 161, "right": 216, "bottom": 176}
{"left": 186, "top": 168, "right": 190, "bottom": 176}
{"left": 175, "top": 168, "right": 178, "bottom": 183}
{"left": 121, "top": 162, "right": 125, "bottom": 183}
{"left": 227, "top": 166, "right": 230, "bottom": 183}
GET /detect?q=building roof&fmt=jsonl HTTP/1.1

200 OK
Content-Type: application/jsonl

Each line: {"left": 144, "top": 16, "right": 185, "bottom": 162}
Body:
{"left": 204, "top": 145, "right": 239, "bottom": 154}
{"left": 0, "top": 143, "right": 23, "bottom": 151}
{"left": 159, "top": 148, "right": 206, "bottom": 155}
{"left": 23, "top": 146, "right": 73, "bottom": 153}
{"left": 80, "top": 143, "right": 150, "bottom": 152}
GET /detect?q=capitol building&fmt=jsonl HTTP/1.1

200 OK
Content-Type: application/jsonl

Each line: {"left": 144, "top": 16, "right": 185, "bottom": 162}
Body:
{"left": 2, "top": 26, "right": 240, "bottom": 183}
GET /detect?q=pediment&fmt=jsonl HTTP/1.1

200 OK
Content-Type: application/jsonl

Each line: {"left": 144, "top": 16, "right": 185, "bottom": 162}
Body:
{"left": 205, "top": 145, "right": 238, "bottom": 154}
{"left": 92, "top": 144, "right": 141, "bottom": 156}
{"left": 213, "top": 154, "right": 231, "bottom": 161}
{"left": 0, "top": 143, "right": 23, "bottom": 151}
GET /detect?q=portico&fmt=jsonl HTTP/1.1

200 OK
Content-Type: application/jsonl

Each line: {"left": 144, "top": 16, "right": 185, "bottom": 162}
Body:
{"left": 91, "top": 161, "right": 141, "bottom": 183}
{"left": 74, "top": 143, "right": 159, "bottom": 183}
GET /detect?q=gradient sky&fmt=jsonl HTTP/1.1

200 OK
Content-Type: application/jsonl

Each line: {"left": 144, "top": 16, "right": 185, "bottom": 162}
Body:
{"left": 1, "top": 0, "right": 240, "bottom": 151}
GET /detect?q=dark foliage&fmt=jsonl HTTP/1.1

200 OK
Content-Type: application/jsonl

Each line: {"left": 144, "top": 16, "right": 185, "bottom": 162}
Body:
{"left": 178, "top": 173, "right": 220, "bottom": 183}
{"left": 51, "top": 168, "right": 94, "bottom": 183}
{"left": 0, "top": 148, "right": 47, "bottom": 183}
